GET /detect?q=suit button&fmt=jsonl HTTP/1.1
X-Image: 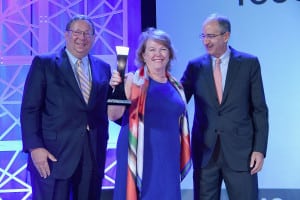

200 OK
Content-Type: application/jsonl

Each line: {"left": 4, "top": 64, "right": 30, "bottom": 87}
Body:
{"left": 218, "top": 111, "right": 222, "bottom": 116}
{"left": 215, "top": 129, "right": 223, "bottom": 134}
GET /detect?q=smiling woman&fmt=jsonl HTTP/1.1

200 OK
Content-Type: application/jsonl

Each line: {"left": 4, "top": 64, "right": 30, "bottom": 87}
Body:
{"left": 142, "top": 39, "right": 170, "bottom": 83}
{"left": 108, "top": 27, "right": 191, "bottom": 200}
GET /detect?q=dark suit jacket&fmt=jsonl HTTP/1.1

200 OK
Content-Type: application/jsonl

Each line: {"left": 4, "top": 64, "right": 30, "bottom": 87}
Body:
{"left": 181, "top": 47, "right": 268, "bottom": 171}
{"left": 21, "top": 48, "right": 112, "bottom": 179}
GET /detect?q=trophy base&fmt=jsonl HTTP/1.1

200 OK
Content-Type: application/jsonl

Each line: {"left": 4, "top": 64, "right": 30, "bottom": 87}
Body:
{"left": 107, "top": 98, "right": 131, "bottom": 105}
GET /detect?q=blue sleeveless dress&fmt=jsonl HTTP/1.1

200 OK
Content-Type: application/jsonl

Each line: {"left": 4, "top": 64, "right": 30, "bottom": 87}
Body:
{"left": 113, "top": 78, "right": 185, "bottom": 200}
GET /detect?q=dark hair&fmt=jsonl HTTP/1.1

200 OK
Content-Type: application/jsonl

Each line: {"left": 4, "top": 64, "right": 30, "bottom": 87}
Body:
{"left": 65, "top": 15, "right": 95, "bottom": 35}
{"left": 135, "top": 27, "right": 175, "bottom": 71}
{"left": 204, "top": 13, "right": 231, "bottom": 33}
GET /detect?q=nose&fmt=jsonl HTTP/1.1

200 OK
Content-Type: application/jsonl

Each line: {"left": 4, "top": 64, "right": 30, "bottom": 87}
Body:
{"left": 156, "top": 49, "right": 165, "bottom": 56}
{"left": 78, "top": 32, "right": 86, "bottom": 39}
{"left": 203, "top": 38, "right": 209, "bottom": 45}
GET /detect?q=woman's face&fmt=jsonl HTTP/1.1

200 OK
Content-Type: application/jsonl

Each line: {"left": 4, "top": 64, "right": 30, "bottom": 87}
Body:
{"left": 142, "top": 39, "right": 170, "bottom": 72}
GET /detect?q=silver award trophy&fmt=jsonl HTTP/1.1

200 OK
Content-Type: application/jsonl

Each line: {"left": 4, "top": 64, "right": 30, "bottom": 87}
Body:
{"left": 107, "top": 46, "right": 131, "bottom": 105}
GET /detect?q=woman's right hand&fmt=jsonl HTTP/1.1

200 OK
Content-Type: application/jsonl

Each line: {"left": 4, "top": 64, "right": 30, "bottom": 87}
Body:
{"left": 109, "top": 70, "right": 122, "bottom": 90}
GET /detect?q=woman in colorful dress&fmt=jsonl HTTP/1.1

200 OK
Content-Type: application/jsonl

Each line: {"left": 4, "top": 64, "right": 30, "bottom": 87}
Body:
{"left": 108, "top": 28, "right": 191, "bottom": 200}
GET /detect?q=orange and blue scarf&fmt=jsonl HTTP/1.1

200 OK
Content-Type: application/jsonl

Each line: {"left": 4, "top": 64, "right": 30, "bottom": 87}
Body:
{"left": 126, "top": 66, "right": 191, "bottom": 199}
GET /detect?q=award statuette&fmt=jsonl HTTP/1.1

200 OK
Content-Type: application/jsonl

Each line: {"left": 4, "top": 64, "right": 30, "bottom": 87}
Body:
{"left": 107, "top": 46, "right": 131, "bottom": 105}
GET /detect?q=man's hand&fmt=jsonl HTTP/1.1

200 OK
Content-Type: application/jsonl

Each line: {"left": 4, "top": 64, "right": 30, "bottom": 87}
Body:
{"left": 250, "top": 151, "right": 264, "bottom": 175}
{"left": 30, "top": 148, "right": 57, "bottom": 178}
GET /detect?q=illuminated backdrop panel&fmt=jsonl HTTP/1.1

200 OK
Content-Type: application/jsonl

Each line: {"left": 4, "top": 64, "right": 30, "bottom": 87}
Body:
{"left": 0, "top": 0, "right": 140, "bottom": 199}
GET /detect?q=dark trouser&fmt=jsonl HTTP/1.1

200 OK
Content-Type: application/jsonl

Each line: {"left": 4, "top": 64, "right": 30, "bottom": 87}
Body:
{"left": 193, "top": 138, "right": 258, "bottom": 200}
{"left": 30, "top": 131, "right": 102, "bottom": 200}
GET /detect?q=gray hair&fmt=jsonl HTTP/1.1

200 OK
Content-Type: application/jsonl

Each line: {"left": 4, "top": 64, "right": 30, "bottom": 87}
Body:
{"left": 65, "top": 15, "right": 95, "bottom": 35}
{"left": 204, "top": 13, "right": 231, "bottom": 33}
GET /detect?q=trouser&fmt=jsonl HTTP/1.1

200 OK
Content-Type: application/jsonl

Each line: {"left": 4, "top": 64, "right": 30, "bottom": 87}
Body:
{"left": 193, "top": 137, "right": 258, "bottom": 200}
{"left": 30, "top": 130, "right": 102, "bottom": 200}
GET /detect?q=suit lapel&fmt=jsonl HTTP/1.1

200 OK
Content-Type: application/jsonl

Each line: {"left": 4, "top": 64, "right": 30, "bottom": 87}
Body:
{"left": 87, "top": 55, "right": 97, "bottom": 106}
{"left": 56, "top": 49, "right": 85, "bottom": 103}
{"left": 222, "top": 49, "right": 241, "bottom": 103}
{"left": 202, "top": 55, "right": 220, "bottom": 105}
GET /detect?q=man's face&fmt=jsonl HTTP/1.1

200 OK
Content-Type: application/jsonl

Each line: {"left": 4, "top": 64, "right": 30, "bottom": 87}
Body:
{"left": 65, "top": 20, "right": 95, "bottom": 59}
{"left": 201, "top": 20, "right": 229, "bottom": 58}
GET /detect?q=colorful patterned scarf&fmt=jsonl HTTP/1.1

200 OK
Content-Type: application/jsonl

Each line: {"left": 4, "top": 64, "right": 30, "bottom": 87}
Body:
{"left": 126, "top": 66, "right": 192, "bottom": 199}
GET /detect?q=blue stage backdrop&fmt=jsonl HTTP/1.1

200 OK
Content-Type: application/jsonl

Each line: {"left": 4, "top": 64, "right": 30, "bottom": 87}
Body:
{"left": 0, "top": 0, "right": 140, "bottom": 199}
{"left": 156, "top": 0, "right": 300, "bottom": 199}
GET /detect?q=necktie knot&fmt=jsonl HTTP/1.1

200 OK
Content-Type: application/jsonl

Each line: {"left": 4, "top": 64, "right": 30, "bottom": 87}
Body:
{"left": 76, "top": 59, "right": 82, "bottom": 66}
{"left": 215, "top": 58, "right": 221, "bottom": 66}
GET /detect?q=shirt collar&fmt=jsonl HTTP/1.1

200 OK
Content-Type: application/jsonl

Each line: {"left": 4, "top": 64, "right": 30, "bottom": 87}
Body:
{"left": 65, "top": 49, "right": 88, "bottom": 66}
{"left": 212, "top": 46, "right": 231, "bottom": 63}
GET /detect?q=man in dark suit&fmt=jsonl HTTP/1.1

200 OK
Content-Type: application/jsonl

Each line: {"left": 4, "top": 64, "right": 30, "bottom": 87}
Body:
{"left": 20, "top": 15, "right": 112, "bottom": 200}
{"left": 181, "top": 14, "right": 269, "bottom": 200}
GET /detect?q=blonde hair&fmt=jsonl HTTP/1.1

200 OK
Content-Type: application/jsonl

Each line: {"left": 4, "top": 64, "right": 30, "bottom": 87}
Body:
{"left": 135, "top": 27, "right": 175, "bottom": 71}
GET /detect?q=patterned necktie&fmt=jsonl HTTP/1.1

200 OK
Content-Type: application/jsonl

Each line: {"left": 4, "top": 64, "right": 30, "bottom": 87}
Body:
{"left": 76, "top": 59, "right": 91, "bottom": 104}
{"left": 213, "top": 58, "right": 222, "bottom": 104}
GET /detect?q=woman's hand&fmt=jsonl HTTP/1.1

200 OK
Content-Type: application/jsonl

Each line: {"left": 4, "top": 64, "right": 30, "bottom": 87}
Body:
{"left": 110, "top": 70, "right": 122, "bottom": 90}
{"left": 107, "top": 71, "right": 133, "bottom": 121}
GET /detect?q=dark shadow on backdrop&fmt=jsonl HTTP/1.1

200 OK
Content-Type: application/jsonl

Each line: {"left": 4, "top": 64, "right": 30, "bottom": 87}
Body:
{"left": 141, "top": 0, "right": 156, "bottom": 30}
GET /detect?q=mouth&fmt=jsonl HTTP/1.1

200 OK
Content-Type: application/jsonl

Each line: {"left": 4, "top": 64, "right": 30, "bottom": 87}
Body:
{"left": 205, "top": 45, "right": 213, "bottom": 51}
{"left": 76, "top": 42, "right": 86, "bottom": 48}
{"left": 152, "top": 58, "right": 164, "bottom": 62}
{"left": 205, "top": 43, "right": 212, "bottom": 48}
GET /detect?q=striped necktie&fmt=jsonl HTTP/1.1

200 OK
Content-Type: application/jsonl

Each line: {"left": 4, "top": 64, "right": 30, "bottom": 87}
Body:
{"left": 76, "top": 59, "right": 91, "bottom": 104}
{"left": 213, "top": 58, "right": 222, "bottom": 104}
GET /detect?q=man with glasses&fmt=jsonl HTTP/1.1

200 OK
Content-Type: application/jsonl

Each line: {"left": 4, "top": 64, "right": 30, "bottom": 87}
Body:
{"left": 181, "top": 13, "right": 269, "bottom": 200}
{"left": 21, "top": 15, "right": 112, "bottom": 200}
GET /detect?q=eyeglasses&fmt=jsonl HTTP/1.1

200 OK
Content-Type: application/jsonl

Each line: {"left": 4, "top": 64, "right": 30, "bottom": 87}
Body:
{"left": 200, "top": 32, "right": 226, "bottom": 40}
{"left": 68, "top": 30, "right": 94, "bottom": 38}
